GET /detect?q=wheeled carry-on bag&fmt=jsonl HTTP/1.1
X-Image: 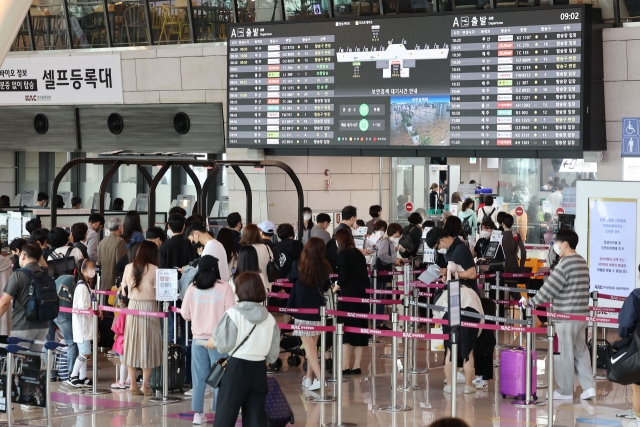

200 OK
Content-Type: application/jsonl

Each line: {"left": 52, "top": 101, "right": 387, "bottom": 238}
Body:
{"left": 500, "top": 348, "right": 537, "bottom": 400}
{"left": 265, "top": 377, "right": 294, "bottom": 427}
{"left": 150, "top": 343, "right": 184, "bottom": 392}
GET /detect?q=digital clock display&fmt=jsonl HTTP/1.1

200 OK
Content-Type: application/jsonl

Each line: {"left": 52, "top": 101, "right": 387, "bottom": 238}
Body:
{"left": 227, "top": 6, "right": 588, "bottom": 151}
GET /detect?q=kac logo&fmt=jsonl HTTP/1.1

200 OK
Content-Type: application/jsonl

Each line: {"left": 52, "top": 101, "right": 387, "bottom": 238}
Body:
{"left": 25, "top": 95, "right": 37, "bottom": 101}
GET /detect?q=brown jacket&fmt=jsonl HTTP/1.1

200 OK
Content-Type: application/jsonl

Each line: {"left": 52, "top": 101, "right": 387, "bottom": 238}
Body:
{"left": 502, "top": 230, "right": 526, "bottom": 272}
{"left": 97, "top": 233, "right": 127, "bottom": 290}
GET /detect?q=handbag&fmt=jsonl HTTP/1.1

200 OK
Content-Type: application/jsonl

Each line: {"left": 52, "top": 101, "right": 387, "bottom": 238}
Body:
{"left": 206, "top": 324, "right": 257, "bottom": 388}
{"left": 265, "top": 246, "right": 279, "bottom": 282}
{"left": 607, "top": 329, "right": 640, "bottom": 385}
{"left": 374, "top": 238, "right": 394, "bottom": 283}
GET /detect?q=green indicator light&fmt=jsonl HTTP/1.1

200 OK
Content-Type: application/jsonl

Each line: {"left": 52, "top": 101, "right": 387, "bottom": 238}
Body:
{"left": 359, "top": 119, "right": 369, "bottom": 132}
{"left": 359, "top": 104, "right": 369, "bottom": 117}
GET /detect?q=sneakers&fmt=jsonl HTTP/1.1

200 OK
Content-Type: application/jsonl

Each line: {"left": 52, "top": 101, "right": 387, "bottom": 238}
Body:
{"left": 463, "top": 385, "right": 476, "bottom": 394}
{"left": 64, "top": 376, "right": 78, "bottom": 387}
{"left": 67, "top": 377, "right": 92, "bottom": 388}
{"left": 185, "top": 386, "right": 213, "bottom": 396}
{"left": 622, "top": 418, "right": 640, "bottom": 427}
{"left": 552, "top": 390, "right": 573, "bottom": 400}
{"left": 111, "top": 381, "right": 127, "bottom": 389}
{"left": 475, "top": 380, "right": 489, "bottom": 389}
{"left": 302, "top": 377, "right": 312, "bottom": 388}
{"left": 580, "top": 388, "right": 597, "bottom": 401}
{"left": 443, "top": 385, "right": 452, "bottom": 394}
{"left": 308, "top": 379, "right": 323, "bottom": 391}
{"left": 444, "top": 372, "right": 466, "bottom": 384}
{"left": 193, "top": 412, "right": 206, "bottom": 425}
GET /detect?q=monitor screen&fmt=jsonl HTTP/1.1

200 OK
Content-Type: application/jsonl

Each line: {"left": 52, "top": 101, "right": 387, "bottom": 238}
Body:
{"left": 484, "top": 241, "right": 501, "bottom": 260}
{"left": 227, "top": 6, "right": 588, "bottom": 152}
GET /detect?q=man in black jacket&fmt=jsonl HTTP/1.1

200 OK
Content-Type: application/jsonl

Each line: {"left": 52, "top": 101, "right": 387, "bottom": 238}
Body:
{"left": 227, "top": 212, "right": 242, "bottom": 253}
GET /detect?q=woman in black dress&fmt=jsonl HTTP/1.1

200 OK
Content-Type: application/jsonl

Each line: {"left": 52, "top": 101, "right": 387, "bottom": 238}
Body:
{"left": 333, "top": 228, "right": 370, "bottom": 375}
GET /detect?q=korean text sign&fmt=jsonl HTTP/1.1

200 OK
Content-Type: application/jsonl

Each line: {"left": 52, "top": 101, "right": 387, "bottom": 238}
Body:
{"left": 156, "top": 269, "right": 178, "bottom": 301}
{"left": 588, "top": 198, "right": 637, "bottom": 297}
{"left": 0, "top": 55, "right": 123, "bottom": 105}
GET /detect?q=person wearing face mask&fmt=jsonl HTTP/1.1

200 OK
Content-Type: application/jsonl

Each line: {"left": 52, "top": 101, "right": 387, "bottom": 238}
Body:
{"left": 227, "top": 212, "right": 243, "bottom": 253}
{"left": 372, "top": 222, "right": 403, "bottom": 329}
{"left": 326, "top": 206, "right": 372, "bottom": 271}
{"left": 472, "top": 219, "right": 504, "bottom": 263}
{"left": 366, "top": 205, "right": 383, "bottom": 235}
{"left": 302, "top": 207, "right": 314, "bottom": 231}
{"left": 426, "top": 226, "right": 479, "bottom": 295}
{"left": 523, "top": 229, "right": 596, "bottom": 401}
{"left": 303, "top": 213, "right": 332, "bottom": 245}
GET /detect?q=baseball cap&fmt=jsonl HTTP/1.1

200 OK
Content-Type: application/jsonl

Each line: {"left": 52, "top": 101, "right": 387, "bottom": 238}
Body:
{"left": 258, "top": 220, "right": 275, "bottom": 234}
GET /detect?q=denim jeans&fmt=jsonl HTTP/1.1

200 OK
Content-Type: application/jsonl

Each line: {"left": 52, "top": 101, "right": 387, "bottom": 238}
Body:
{"left": 54, "top": 316, "right": 79, "bottom": 376}
{"left": 191, "top": 344, "right": 226, "bottom": 413}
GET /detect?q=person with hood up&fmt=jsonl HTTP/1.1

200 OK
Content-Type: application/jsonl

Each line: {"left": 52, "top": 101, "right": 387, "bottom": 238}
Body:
{"left": 209, "top": 271, "right": 280, "bottom": 427}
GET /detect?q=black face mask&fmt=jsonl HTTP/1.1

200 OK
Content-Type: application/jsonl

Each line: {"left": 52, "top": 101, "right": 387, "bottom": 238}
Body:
{"left": 192, "top": 241, "right": 203, "bottom": 250}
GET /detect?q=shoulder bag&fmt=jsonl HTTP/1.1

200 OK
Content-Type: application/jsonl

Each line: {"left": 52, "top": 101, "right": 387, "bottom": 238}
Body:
{"left": 265, "top": 246, "right": 280, "bottom": 282}
{"left": 398, "top": 226, "right": 417, "bottom": 254}
{"left": 206, "top": 324, "right": 257, "bottom": 388}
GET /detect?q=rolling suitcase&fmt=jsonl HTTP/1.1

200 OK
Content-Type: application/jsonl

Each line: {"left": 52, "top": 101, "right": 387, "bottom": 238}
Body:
{"left": 265, "top": 377, "right": 294, "bottom": 427}
{"left": 150, "top": 344, "right": 184, "bottom": 392}
{"left": 500, "top": 348, "right": 537, "bottom": 400}
{"left": 587, "top": 339, "right": 612, "bottom": 369}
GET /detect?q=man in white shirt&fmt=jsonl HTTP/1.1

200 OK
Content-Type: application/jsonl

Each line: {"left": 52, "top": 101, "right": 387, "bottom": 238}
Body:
{"left": 186, "top": 222, "right": 230, "bottom": 282}
{"left": 548, "top": 184, "right": 564, "bottom": 217}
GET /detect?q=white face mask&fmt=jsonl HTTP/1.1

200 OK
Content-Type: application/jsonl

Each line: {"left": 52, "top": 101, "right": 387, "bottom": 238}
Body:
{"left": 553, "top": 243, "right": 563, "bottom": 256}
{"left": 480, "top": 230, "right": 491, "bottom": 239}
{"left": 437, "top": 248, "right": 447, "bottom": 255}
{"left": 390, "top": 236, "right": 400, "bottom": 245}
{"left": 303, "top": 213, "right": 311, "bottom": 221}
{"left": 86, "top": 269, "right": 96, "bottom": 279}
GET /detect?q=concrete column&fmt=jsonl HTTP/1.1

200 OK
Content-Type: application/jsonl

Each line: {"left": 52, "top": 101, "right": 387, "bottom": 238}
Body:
{"left": 0, "top": 1, "right": 32, "bottom": 67}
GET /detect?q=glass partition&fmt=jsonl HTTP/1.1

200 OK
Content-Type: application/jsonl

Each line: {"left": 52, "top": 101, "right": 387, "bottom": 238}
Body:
{"left": 111, "top": 0, "right": 152, "bottom": 46}
{"left": 191, "top": 0, "right": 234, "bottom": 41}
{"left": 285, "top": 0, "right": 331, "bottom": 19}
{"left": 31, "top": 0, "right": 69, "bottom": 50}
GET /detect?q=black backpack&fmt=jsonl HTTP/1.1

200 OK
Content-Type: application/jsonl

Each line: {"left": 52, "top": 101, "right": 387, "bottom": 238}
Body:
{"left": 17, "top": 268, "right": 60, "bottom": 322}
{"left": 47, "top": 247, "right": 76, "bottom": 279}
{"left": 462, "top": 216, "right": 473, "bottom": 238}
{"left": 398, "top": 226, "right": 417, "bottom": 254}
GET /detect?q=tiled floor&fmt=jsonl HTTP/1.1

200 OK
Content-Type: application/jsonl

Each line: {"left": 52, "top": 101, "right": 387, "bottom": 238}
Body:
{"left": 2, "top": 335, "right": 634, "bottom": 427}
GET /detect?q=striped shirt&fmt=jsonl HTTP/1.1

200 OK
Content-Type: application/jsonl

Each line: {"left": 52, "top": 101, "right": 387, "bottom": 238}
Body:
{"left": 530, "top": 253, "right": 590, "bottom": 319}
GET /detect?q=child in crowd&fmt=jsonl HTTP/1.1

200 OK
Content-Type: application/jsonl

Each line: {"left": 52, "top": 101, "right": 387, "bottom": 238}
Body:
{"left": 111, "top": 292, "right": 130, "bottom": 389}
{"left": 67, "top": 259, "right": 97, "bottom": 388}
{"left": 473, "top": 298, "right": 497, "bottom": 389}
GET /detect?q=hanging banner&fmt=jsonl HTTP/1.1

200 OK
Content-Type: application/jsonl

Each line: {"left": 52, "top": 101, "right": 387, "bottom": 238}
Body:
{"left": 588, "top": 198, "right": 637, "bottom": 297}
{"left": 0, "top": 55, "right": 123, "bottom": 105}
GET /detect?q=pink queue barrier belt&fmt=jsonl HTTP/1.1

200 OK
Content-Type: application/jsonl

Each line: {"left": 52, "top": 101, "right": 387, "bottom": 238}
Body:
{"left": 501, "top": 272, "right": 550, "bottom": 278}
{"left": 337, "top": 296, "right": 402, "bottom": 305}
{"left": 597, "top": 293, "right": 627, "bottom": 302}
{"left": 94, "top": 290, "right": 117, "bottom": 296}
{"left": 268, "top": 292, "right": 290, "bottom": 299}
{"left": 169, "top": 306, "right": 181, "bottom": 314}
{"left": 98, "top": 305, "right": 168, "bottom": 318}
{"left": 477, "top": 273, "right": 497, "bottom": 279}
{"left": 343, "top": 326, "right": 448, "bottom": 340}
{"left": 590, "top": 306, "right": 621, "bottom": 314}
{"left": 531, "top": 309, "right": 618, "bottom": 324}
{"left": 418, "top": 292, "right": 435, "bottom": 298}
{"left": 493, "top": 300, "right": 521, "bottom": 307}
{"left": 460, "top": 321, "right": 547, "bottom": 335}
{"left": 277, "top": 323, "right": 335, "bottom": 332}
{"left": 59, "top": 306, "right": 97, "bottom": 316}
{"left": 408, "top": 282, "right": 446, "bottom": 289}
{"left": 272, "top": 282, "right": 293, "bottom": 288}
{"left": 398, "top": 315, "right": 448, "bottom": 326}
{"left": 326, "top": 309, "right": 389, "bottom": 321}
{"left": 365, "top": 288, "right": 405, "bottom": 295}
{"left": 267, "top": 306, "right": 319, "bottom": 315}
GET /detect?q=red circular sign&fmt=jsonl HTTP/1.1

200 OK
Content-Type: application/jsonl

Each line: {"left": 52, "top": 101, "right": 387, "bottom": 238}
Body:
{"left": 556, "top": 207, "right": 565, "bottom": 216}
{"left": 405, "top": 202, "right": 414, "bottom": 213}
{"left": 515, "top": 206, "right": 524, "bottom": 217}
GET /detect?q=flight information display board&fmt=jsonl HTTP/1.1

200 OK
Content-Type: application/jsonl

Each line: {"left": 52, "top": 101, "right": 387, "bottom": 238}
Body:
{"left": 227, "top": 6, "right": 586, "bottom": 151}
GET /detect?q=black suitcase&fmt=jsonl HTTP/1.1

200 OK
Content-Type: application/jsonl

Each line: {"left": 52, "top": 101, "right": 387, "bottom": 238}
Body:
{"left": 150, "top": 344, "right": 184, "bottom": 392}
{"left": 183, "top": 342, "right": 192, "bottom": 386}
{"left": 265, "top": 377, "right": 294, "bottom": 427}
{"left": 588, "top": 338, "right": 612, "bottom": 370}
{"left": 97, "top": 312, "right": 115, "bottom": 349}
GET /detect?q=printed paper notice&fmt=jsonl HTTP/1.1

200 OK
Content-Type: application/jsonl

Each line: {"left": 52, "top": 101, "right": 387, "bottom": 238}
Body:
{"left": 588, "top": 198, "right": 637, "bottom": 297}
{"left": 156, "top": 269, "right": 178, "bottom": 301}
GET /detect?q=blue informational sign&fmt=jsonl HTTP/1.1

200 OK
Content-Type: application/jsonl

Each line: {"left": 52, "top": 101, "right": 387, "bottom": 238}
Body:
{"left": 622, "top": 118, "right": 640, "bottom": 157}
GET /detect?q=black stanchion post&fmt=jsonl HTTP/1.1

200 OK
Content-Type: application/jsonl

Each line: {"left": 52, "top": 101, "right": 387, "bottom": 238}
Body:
{"left": 173, "top": 300, "right": 177, "bottom": 344}
{"left": 378, "top": 312, "right": 411, "bottom": 412}
{"left": 85, "top": 300, "right": 110, "bottom": 395}
{"left": 327, "top": 293, "right": 350, "bottom": 384}
{"left": 45, "top": 346, "right": 53, "bottom": 427}
{"left": 315, "top": 306, "right": 337, "bottom": 403}
{"left": 324, "top": 324, "right": 357, "bottom": 427}
{"left": 150, "top": 303, "right": 182, "bottom": 403}
{"left": 6, "top": 350, "right": 12, "bottom": 427}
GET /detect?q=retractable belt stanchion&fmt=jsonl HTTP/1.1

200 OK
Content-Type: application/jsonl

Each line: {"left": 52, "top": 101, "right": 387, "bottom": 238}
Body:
{"left": 328, "top": 292, "right": 350, "bottom": 384}
{"left": 591, "top": 290, "right": 599, "bottom": 378}
{"left": 547, "top": 323, "right": 555, "bottom": 427}
{"left": 323, "top": 324, "right": 356, "bottom": 427}
{"left": 315, "top": 306, "right": 337, "bottom": 403}
{"left": 173, "top": 299, "right": 178, "bottom": 344}
{"left": 409, "top": 288, "right": 427, "bottom": 375}
{"left": 485, "top": 280, "right": 499, "bottom": 367}
{"left": 6, "top": 346, "right": 13, "bottom": 427}
{"left": 399, "top": 296, "right": 419, "bottom": 391}
{"left": 512, "top": 306, "right": 545, "bottom": 408}
{"left": 150, "top": 302, "right": 182, "bottom": 403}
{"left": 44, "top": 341, "right": 65, "bottom": 427}
{"left": 378, "top": 312, "right": 411, "bottom": 412}
{"left": 85, "top": 300, "right": 110, "bottom": 395}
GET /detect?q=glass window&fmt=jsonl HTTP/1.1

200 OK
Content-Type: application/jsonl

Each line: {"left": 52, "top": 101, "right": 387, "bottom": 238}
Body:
{"left": 10, "top": 18, "right": 32, "bottom": 52}
{"left": 390, "top": 157, "right": 431, "bottom": 226}
{"left": 31, "top": 0, "right": 69, "bottom": 50}
{"left": 191, "top": 0, "right": 235, "bottom": 42}
{"left": 110, "top": 1, "right": 152, "bottom": 46}
{"left": 285, "top": 0, "right": 330, "bottom": 19}
{"left": 149, "top": 1, "right": 192, "bottom": 43}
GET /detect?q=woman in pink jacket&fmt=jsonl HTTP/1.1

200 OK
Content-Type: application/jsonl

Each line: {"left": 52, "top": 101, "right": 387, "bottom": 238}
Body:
{"left": 182, "top": 255, "right": 236, "bottom": 425}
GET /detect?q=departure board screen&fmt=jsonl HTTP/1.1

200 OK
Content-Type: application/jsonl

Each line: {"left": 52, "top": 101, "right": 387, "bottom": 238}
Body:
{"left": 227, "top": 6, "right": 586, "bottom": 151}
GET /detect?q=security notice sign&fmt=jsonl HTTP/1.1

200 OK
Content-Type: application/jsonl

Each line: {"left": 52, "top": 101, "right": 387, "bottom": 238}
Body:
{"left": 156, "top": 269, "right": 178, "bottom": 301}
{"left": 0, "top": 55, "right": 123, "bottom": 105}
{"left": 588, "top": 198, "right": 637, "bottom": 297}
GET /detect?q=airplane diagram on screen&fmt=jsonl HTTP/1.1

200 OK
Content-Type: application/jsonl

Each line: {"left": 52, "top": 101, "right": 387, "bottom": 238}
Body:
{"left": 336, "top": 41, "right": 449, "bottom": 78}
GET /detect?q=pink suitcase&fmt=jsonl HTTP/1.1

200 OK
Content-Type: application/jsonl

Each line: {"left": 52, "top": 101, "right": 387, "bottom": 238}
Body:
{"left": 500, "top": 348, "right": 537, "bottom": 401}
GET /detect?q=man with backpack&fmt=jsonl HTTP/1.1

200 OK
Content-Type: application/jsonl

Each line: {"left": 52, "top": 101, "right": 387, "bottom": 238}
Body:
{"left": 0, "top": 244, "right": 56, "bottom": 351}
